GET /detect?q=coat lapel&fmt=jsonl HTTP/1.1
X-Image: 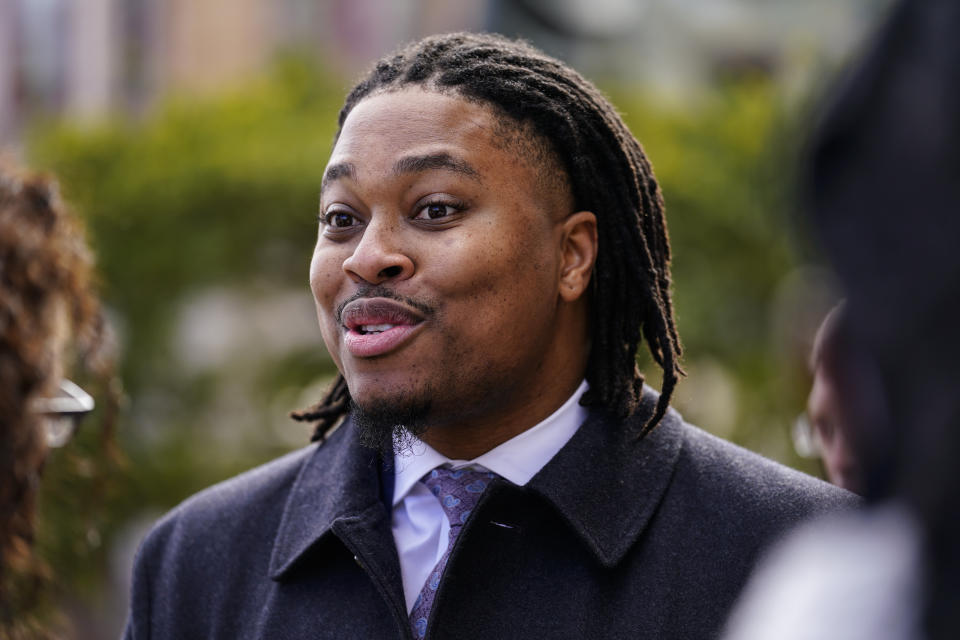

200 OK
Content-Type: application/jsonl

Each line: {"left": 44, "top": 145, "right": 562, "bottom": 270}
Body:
{"left": 268, "top": 390, "right": 684, "bottom": 591}
{"left": 268, "top": 420, "right": 392, "bottom": 579}
{"left": 526, "top": 391, "right": 684, "bottom": 568}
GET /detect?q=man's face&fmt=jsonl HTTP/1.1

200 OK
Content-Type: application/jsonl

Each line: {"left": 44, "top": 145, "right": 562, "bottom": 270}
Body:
{"left": 808, "top": 366, "right": 862, "bottom": 493}
{"left": 311, "top": 88, "right": 594, "bottom": 452}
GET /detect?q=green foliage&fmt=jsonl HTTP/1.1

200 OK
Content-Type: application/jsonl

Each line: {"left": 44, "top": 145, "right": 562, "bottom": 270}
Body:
{"left": 30, "top": 58, "right": 344, "bottom": 390}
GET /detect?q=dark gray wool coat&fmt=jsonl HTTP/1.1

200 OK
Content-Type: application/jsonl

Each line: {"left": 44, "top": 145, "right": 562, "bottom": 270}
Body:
{"left": 123, "top": 393, "right": 857, "bottom": 640}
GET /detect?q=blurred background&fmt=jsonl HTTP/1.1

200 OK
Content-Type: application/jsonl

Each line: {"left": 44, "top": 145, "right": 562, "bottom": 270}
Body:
{"left": 0, "top": 0, "right": 894, "bottom": 636}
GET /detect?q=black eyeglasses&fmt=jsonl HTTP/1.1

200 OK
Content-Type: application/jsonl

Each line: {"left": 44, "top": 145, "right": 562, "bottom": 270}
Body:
{"left": 30, "top": 379, "right": 95, "bottom": 448}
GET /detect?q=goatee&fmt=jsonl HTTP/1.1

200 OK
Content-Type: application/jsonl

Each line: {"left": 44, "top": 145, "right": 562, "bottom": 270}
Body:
{"left": 350, "top": 395, "right": 432, "bottom": 460}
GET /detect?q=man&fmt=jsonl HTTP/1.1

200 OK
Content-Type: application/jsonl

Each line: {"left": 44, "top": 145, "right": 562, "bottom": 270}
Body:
{"left": 803, "top": 303, "right": 865, "bottom": 494}
{"left": 124, "top": 33, "right": 854, "bottom": 639}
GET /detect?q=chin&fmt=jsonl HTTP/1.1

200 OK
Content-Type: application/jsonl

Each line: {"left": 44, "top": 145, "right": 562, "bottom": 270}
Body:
{"left": 347, "top": 373, "right": 420, "bottom": 407}
{"left": 349, "top": 385, "right": 433, "bottom": 457}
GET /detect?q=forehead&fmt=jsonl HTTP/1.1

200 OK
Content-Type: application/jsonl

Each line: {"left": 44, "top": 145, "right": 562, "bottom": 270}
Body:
{"left": 325, "top": 87, "right": 573, "bottom": 216}
{"left": 330, "top": 88, "right": 503, "bottom": 171}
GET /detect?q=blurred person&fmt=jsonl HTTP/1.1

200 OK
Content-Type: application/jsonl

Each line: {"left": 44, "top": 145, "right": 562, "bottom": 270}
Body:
{"left": 124, "top": 33, "right": 854, "bottom": 640}
{"left": 797, "top": 302, "right": 865, "bottom": 493}
{"left": 0, "top": 160, "right": 113, "bottom": 638}
{"left": 724, "top": 0, "right": 960, "bottom": 638}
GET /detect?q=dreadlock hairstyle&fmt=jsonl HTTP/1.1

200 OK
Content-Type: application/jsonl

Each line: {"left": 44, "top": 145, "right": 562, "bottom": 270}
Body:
{"left": 293, "top": 32, "right": 683, "bottom": 442}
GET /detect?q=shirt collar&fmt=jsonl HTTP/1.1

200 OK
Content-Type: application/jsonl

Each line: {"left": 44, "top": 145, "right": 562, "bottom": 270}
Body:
{"left": 391, "top": 380, "right": 589, "bottom": 506}
{"left": 268, "top": 385, "right": 685, "bottom": 580}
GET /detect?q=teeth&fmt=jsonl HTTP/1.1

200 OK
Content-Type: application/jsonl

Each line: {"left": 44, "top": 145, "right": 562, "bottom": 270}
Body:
{"left": 360, "top": 324, "right": 395, "bottom": 334}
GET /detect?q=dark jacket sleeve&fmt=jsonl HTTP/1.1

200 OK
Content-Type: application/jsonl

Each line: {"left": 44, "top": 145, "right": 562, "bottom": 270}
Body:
{"left": 119, "top": 445, "right": 317, "bottom": 639}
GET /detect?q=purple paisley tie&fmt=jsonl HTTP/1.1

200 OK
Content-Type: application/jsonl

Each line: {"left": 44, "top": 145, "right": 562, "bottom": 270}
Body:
{"left": 409, "top": 466, "right": 497, "bottom": 639}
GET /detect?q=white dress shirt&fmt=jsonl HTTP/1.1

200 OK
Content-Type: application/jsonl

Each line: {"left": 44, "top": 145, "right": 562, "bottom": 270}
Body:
{"left": 391, "top": 380, "right": 589, "bottom": 612}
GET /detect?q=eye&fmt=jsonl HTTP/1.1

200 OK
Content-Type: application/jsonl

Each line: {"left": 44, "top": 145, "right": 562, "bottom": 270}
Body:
{"left": 414, "top": 202, "right": 454, "bottom": 220}
{"left": 321, "top": 209, "right": 361, "bottom": 228}
{"left": 412, "top": 198, "right": 465, "bottom": 222}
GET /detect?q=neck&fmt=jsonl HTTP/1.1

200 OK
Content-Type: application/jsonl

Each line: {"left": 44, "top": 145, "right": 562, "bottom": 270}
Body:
{"left": 419, "top": 345, "right": 588, "bottom": 459}
{"left": 420, "top": 301, "right": 591, "bottom": 459}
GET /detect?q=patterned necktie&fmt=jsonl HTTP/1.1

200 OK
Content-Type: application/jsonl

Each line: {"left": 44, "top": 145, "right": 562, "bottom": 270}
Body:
{"left": 409, "top": 466, "right": 497, "bottom": 639}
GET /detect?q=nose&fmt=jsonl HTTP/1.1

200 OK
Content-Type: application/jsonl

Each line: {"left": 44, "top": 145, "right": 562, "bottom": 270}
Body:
{"left": 342, "top": 218, "right": 415, "bottom": 284}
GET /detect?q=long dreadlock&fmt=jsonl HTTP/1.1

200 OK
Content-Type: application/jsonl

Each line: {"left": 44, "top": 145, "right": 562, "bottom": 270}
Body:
{"left": 293, "top": 32, "right": 683, "bottom": 442}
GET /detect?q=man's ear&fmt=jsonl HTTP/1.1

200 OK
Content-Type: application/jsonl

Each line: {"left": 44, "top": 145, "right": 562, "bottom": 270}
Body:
{"left": 559, "top": 210, "right": 598, "bottom": 302}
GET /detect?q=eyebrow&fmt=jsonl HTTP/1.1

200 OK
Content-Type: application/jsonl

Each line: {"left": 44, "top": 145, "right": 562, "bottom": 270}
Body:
{"left": 320, "top": 153, "right": 481, "bottom": 195}
{"left": 321, "top": 162, "right": 356, "bottom": 194}
{"left": 392, "top": 153, "right": 481, "bottom": 182}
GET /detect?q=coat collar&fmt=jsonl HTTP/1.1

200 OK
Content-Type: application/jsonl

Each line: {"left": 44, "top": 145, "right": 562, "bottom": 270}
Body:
{"left": 268, "top": 419, "right": 385, "bottom": 580}
{"left": 524, "top": 389, "right": 684, "bottom": 569}
{"left": 268, "top": 389, "right": 685, "bottom": 578}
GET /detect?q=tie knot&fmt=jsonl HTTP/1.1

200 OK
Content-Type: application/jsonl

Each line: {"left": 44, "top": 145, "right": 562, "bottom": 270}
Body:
{"left": 422, "top": 466, "right": 496, "bottom": 528}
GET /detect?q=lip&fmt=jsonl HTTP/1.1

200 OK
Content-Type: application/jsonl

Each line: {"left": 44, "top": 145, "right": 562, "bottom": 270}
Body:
{"left": 340, "top": 297, "right": 427, "bottom": 358}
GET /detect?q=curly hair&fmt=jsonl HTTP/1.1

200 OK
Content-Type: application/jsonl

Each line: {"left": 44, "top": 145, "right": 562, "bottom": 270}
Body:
{"left": 0, "top": 160, "right": 110, "bottom": 635}
{"left": 294, "top": 32, "right": 683, "bottom": 441}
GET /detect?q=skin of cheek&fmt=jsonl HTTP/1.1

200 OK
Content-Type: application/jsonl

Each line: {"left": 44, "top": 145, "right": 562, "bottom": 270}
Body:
{"left": 310, "top": 248, "right": 347, "bottom": 374}
{"left": 809, "top": 367, "right": 863, "bottom": 492}
{"left": 421, "top": 221, "right": 562, "bottom": 392}
{"left": 309, "top": 207, "right": 564, "bottom": 427}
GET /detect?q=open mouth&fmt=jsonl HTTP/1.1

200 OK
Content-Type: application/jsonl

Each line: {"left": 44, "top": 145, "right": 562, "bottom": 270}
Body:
{"left": 357, "top": 323, "right": 396, "bottom": 335}
{"left": 339, "top": 297, "right": 428, "bottom": 357}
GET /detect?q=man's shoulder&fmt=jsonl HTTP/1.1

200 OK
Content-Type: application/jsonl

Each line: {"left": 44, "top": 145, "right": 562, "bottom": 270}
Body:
{"left": 671, "top": 418, "right": 859, "bottom": 518}
{"left": 135, "top": 420, "right": 363, "bottom": 560}
{"left": 123, "top": 441, "right": 325, "bottom": 629}
{"left": 140, "top": 444, "right": 317, "bottom": 552}
{"left": 175, "top": 444, "right": 317, "bottom": 519}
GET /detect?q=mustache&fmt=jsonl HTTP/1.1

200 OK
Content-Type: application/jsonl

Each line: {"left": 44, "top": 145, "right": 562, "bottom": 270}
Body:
{"left": 334, "top": 285, "right": 437, "bottom": 325}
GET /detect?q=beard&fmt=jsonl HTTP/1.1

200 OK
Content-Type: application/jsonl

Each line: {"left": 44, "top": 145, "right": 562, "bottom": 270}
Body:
{"left": 350, "top": 392, "right": 433, "bottom": 460}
